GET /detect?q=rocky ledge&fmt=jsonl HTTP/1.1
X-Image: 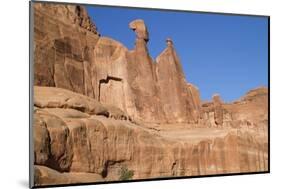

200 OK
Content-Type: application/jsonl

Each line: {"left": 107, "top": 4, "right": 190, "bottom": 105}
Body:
{"left": 33, "top": 86, "right": 268, "bottom": 186}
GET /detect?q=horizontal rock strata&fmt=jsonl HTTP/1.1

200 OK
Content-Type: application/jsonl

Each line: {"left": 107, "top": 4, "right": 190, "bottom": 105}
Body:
{"left": 33, "top": 87, "right": 268, "bottom": 186}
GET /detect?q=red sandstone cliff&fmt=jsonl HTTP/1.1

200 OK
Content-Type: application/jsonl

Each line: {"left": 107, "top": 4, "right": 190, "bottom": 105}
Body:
{"left": 32, "top": 3, "right": 268, "bottom": 187}
{"left": 33, "top": 3, "right": 201, "bottom": 123}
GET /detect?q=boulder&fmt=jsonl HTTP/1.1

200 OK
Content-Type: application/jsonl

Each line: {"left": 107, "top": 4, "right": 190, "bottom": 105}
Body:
{"left": 129, "top": 19, "right": 149, "bottom": 41}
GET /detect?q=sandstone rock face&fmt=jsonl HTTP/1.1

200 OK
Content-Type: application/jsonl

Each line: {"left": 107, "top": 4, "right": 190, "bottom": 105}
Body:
{"left": 213, "top": 94, "right": 224, "bottom": 126}
{"left": 155, "top": 38, "right": 200, "bottom": 123}
{"left": 185, "top": 83, "right": 201, "bottom": 123}
{"left": 129, "top": 19, "right": 149, "bottom": 41}
{"left": 33, "top": 4, "right": 200, "bottom": 123}
{"left": 34, "top": 86, "right": 130, "bottom": 120}
{"left": 33, "top": 86, "right": 268, "bottom": 187}
{"left": 91, "top": 37, "right": 138, "bottom": 118}
{"left": 200, "top": 87, "right": 268, "bottom": 130}
{"left": 34, "top": 3, "right": 99, "bottom": 35}
{"left": 32, "top": 3, "right": 268, "bottom": 187}
{"left": 33, "top": 3, "right": 99, "bottom": 97}
{"left": 126, "top": 19, "right": 165, "bottom": 122}
{"left": 34, "top": 165, "right": 103, "bottom": 186}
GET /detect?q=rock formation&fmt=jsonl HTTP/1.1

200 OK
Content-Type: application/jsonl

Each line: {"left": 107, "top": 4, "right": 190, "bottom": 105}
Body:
{"left": 213, "top": 94, "right": 224, "bottom": 126}
{"left": 155, "top": 38, "right": 201, "bottom": 123}
{"left": 33, "top": 3, "right": 99, "bottom": 97}
{"left": 33, "top": 86, "right": 268, "bottom": 186}
{"left": 126, "top": 19, "right": 165, "bottom": 122}
{"left": 32, "top": 3, "right": 268, "bottom": 187}
{"left": 33, "top": 3, "right": 200, "bottom": 123}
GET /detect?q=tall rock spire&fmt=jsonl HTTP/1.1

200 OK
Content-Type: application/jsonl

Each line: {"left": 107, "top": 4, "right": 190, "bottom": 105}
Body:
{"left": 155, "top": 37, "right": 201, "bottom": 123}
{"left": 128, "top": 19, "right": 150, "bottom": 56}
{"left": 126, "top": 19, "right": 165, "bottom": 122}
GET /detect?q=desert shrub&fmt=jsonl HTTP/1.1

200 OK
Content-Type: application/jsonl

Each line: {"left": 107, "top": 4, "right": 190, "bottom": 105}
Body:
{"left": 119, "top": 166, "right": 134, "bottom": 181}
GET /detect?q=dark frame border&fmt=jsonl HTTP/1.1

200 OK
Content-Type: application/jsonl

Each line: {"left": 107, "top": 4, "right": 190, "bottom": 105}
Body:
{"left": 29, "top": 0, "right": 270, "bottom": 188}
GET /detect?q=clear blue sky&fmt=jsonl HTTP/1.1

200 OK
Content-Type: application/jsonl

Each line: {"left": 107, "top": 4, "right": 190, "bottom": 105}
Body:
{"left": 86, "top": 5, "right": 268, "bottom": 102}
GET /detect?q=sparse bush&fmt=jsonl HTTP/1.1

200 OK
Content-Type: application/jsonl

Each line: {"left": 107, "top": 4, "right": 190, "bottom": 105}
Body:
{"left": 119, "top": 166, "right": 134, "bottom": 180}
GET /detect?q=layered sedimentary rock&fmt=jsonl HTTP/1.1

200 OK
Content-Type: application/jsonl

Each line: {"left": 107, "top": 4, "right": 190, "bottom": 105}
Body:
{"left": 33, "top": 3, "right": 99, "bottom": 97}
{"left": 155, "top": 38, "right": 200, "bottom": 123}
{"left": 33, "top": 4, "right": 200, "bottom": 123}
{"left": 91, "top": 37, "right": 139, "bottom": 118}
{"left": 185, "top": 83, "right": 201, "bottom": 123}
{"left": 34, "top": 165, "right": 103, "bottom": 186}
{"left": 33, "top": 86, "right": 268, "bottom": 187}
{"left": 213, "top": 94, "right": 224, "bottom": 126}
{"left": 199, "top": 87, "right": 268, "bottom": 129}
{"left": 32, "top": 3, "right": 268, "bottom": 187}
{"left": 126, "top": 19, "right": 165, "bottom": 122}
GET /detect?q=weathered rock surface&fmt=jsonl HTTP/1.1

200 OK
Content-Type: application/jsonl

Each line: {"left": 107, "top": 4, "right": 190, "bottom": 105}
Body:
{"left": 200, "top": 87, "right": 268, "bottom": 129}
{"left": 185, "top": 83, "right": 201, "bottom": 123}
{"left": 213, "top": 94, "right": 224, "bottom": 126}
{"left": 34, "top": 3, "right": 99, "bottom": 35}
{"left": 34, "top": 165, "right": 104, "bottom": 186}
{"left": 33, "top": 4, "right": 201, "bottom": 123}
{"left": 32, "top": 3, "right": 268, "bottom": 187}
{"left": 129, "top": 19, "right": 149, "bottom": 41}
{"left": 33, "top": 3, "right": 99, "bottom": 97}
{"left": 126, "top": 19, "right": 165, "bottom": 122}
{"left": 33, "top": 87, "right": 268, "bottom": 187}
{"left": 34, "top": 86, "right": 131, "bottom": 120}
{"left": 155, "top": 38, "right": 200, "bottom": 123}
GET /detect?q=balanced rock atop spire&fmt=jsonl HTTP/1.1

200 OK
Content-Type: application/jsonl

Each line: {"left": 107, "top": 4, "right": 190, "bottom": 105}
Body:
{"left": 129, "top": 19, "right": 149, "bottom": 41}
{"left": 155, "top": 37, "right": 201, "bottom": 123}
{"left": 33, "top": 4, "right": 201, "bottom": 123}
{"left": 33, "top": 5, "right": 268, "bottom": 184}
{"left": 166, "top": 37, "right": 173, "bottom": 47}
{"left": 127, "top": 19, "right": 165, "bottom": 122}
